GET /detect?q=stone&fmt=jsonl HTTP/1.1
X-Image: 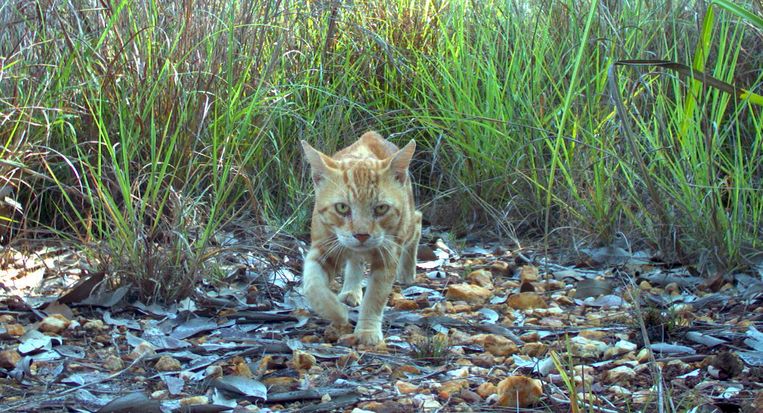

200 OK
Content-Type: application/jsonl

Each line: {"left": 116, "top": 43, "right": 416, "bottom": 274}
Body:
{"left": 506, "top": 293, "right": 548, "bottom": 310}
{"left": 445, "top": 283, "right": 492, "bottom": 304}
{"left": 495, "top": 376, "right": 542, "bottom": 407}
{"left": 154, "top": 355, "right": 181, "bottom": 371}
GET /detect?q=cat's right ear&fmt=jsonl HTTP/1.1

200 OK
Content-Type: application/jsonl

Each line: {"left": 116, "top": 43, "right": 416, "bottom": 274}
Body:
{"left": 301, "top": 140, "right": 337, "bottom": 185}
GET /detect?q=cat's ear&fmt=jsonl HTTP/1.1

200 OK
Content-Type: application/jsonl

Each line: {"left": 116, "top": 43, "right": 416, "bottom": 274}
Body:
{"left": 301, "top": 140, "right": 338, "bottom": 185}
{"left": 387, "top": 139, "right": 416, "bottom": 184}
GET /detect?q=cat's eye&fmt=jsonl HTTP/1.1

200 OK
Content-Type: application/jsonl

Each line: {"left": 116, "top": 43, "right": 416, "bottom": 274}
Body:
{"left": 373, "top": 204, "right": 390, "bottom": 216}
{"left": 335, "top": 203, "right": 350, "bottom": 216}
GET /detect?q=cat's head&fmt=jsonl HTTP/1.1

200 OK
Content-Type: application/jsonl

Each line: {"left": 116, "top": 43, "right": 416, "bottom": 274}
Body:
{"left": 301, "top": 138, "right": 415, "bottom": 251}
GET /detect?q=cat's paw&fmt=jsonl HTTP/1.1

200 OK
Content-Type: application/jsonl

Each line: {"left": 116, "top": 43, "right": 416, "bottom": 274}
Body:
{"left": 354, "top": 328, "right": 384, "bottom": 347}
{"left": 338, "top": 289, "right": 362, "bottom": 307}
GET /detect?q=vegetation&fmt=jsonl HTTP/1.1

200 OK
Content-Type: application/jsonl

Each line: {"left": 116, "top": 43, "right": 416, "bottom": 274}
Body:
{"left": 1, "top": 0, "right": 762, "bottom": 300}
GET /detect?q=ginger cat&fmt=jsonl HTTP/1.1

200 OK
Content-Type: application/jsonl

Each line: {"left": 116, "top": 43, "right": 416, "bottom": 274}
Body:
{"left": 301, "top": 131, "right": 422, "bottom": 346}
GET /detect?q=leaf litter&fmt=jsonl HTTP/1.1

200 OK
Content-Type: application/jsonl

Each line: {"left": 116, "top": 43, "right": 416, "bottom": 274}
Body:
{"left": 0, "top": 233, "right": 762, "bottom": 412}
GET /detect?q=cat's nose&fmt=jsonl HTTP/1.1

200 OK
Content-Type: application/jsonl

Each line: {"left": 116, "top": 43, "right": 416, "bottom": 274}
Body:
{"left": 353, "top": 233, "right": 370, "bottom": 243}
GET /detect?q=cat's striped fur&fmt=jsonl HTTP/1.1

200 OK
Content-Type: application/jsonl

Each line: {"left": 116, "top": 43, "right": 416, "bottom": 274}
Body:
{"left": 300, "top": 131, "right": 422, "bottom": 346}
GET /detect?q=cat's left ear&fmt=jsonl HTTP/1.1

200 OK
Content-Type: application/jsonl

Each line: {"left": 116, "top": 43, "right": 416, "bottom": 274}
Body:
{"left": 387, "top": 139, "right": 416, "bottom": 184}
{"left": 301, "top": 140, "right": 338, "bottom": 185}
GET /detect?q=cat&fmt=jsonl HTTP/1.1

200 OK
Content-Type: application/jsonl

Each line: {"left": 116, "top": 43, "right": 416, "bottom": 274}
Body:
{"left": 300, "top": 131, "right": 422, "bottom": 346}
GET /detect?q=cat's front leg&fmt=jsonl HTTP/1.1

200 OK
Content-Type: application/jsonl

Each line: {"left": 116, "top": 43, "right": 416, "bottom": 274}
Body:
{"left": 338, "top": 258, "right": 363, "bottom": 307}
{"left": 396, "top": 211, "right": 422, "bottom": 284}
{"left": 354, "top": 251, "right": 396, "bottom": 346}
{"left": 302, "top": 248, "right": 349, "bottom": 330}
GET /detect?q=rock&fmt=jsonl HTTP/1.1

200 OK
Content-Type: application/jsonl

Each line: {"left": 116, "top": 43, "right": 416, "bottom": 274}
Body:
{"left": 0, "top": 349, "right": 21, "bottom": 369}
{"left": 290, "top": 350, "right": 316, "bottom": 371}
{"left": 490, "top": 261, "right": 514, "bottom": 276}
{"left": 154, "top": 355, "right": 181, "bottom": 371}
{"left": 636, "top": 348, "right": 652, "bottom": 363}
{"left": 205, "top": 365, "right": 223, "bottom": 379}
{"left": 438, "top": 379, "right": 468, "bottom": 398}
{"left": 571, "top": 336, "right": 609, "bottom": 358}
{"left": 495, "top": 376, "right": 543, "bottom": 407}
{"left": 392, "top": 298, "right": 420, "bottom": 310}
{"left": 151, "top": 390, "right": 169, "bottom": 400}
{"left": 521, "top": 342, "right": 548, "bottom": 357}
{"left": 179, "top": 396, "right": 208, "bottom": 406}
{"left": 395, "top": 380, "right": 418, "bottom": 394}
{"left": 665, "top": 282, "right": 679, "bottom": 295}
{"left": 127, "top": 341, "right": 157, "bottom": 360}
{"left": 603, "top": 366, "right": 637, "bottom": 383}
{"left": 459, "top": 389, "right": 482, "bottom": 403}
{"left": 604, "top": 339, "right": 638, "bottom": 358}
{"left": 476, "top": 382, "right": 497, "bottom": 398}
{"left": 3, "top": 323, "right": 25, "bottom": 337}
{"left": 519, "top": 265, "right": 540, "bottom": 282}
{"left": 445, "top": 283, "right": 492, "bottom": 304}
{"left": 39, "top": 314, "right": 71, "bottom": 334}
{"left": 506, "top": 293, "right": 548, "bottom": 310}
{"left": 471, "top": 334, "right": 518, "bottom": 356}
{"left": 467, "top": 269, "right": 493, "bottom": 288}
{"left": 103, "top": 355, "right": 124, "bottom": 371}
{"left": 608, "top": 385, "right": 632, "bottom": 396}
{"left": 83, "top": 319, "right": 106, "bottom": 331}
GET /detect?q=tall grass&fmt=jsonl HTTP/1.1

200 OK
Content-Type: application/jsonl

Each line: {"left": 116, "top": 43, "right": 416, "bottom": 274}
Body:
{"left": 1, "top": 0, "right": 761, "bottom": 299}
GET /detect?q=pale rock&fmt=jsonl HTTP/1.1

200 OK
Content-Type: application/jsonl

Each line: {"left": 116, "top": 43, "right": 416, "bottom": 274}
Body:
{"left": 0, "top": 349, "right": 21, "bottom": 369}
{"left": 103, "top": 355, "right": 124, "bottom": 371}
{"left": 571, "top": 336, "right": 609, "bottom": 358}
{"left": 3, "top": 323, "right": 25, "bottom": 337}
{"left": 154, "top": 355, "right": 181, "bottom": 371}
{"left": 446, "top": 283, "right": 493, "bottom": 303}
{"left": 438, "top": 379, "right": 468, "bottom": 397}
{"left": 127, "top": 341, "right": 157, "bottom": 360}
{"left": 506, "top": 293, "right": 548, "bottom": 309}
{"left": 604, "top": 339, "right": 637, "bottom": 358}
{"left": 608, "top": 385, "right": 632, "bottom": 396}
{"left": 39, "top": 314, "right": 71, "bottom": 334}
{"left": 496, "top": 376, "right": 543, "bottom": 407}
{"left": 447, "top": 366, "right": 470, "bottom": 378}
{"left": 519, "top": 265, "right": 540, "bottom": 282}
{"left": 83, "top": 319, "right": 106, "bottom": 331}
{"left": 151, "top": 390, "right": 169, "bottom": 400}
{"left": 470, "top": 334, "right": 518, "bottom": 356}
{"left": 205, "top": 365, "right": 223, "bottom": 379}
{"left": 467, "top": 269, "right": 494, "bottom": 289}
{"left": 395, "top": 380, "right": 419, "bottom": 394}
{"left": 632, "top": 389, "right": 653, "bottom": 404}
{"left": 572, "top": 365, "right": 595, "bottom": 386}
{"left": 291, "top": 350, "right": 316, "bottom": 370}
{"left": 603, "top": 365, "right": 637, "bottom": 383}
{"left": 476, "top": 382, "right": 497, "bottom": 398}
{"left": 179, "top": 396, "right": 208, "bottom": 406}
{"left": 636, "top": 348, "right": 652, "bottom": 363}
{"left": 521, "top": 342, "right": 548, "bottom": 357}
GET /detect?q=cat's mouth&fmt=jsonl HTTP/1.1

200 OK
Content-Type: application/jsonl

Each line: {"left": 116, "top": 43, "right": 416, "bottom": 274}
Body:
{"left": 338, "top": 235, "right": 382, "bottom": 250}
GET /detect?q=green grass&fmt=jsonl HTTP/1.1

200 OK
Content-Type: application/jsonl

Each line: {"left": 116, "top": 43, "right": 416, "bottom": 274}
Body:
{"left": 1, "top": 0, "right": 762, "bottom": 299}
